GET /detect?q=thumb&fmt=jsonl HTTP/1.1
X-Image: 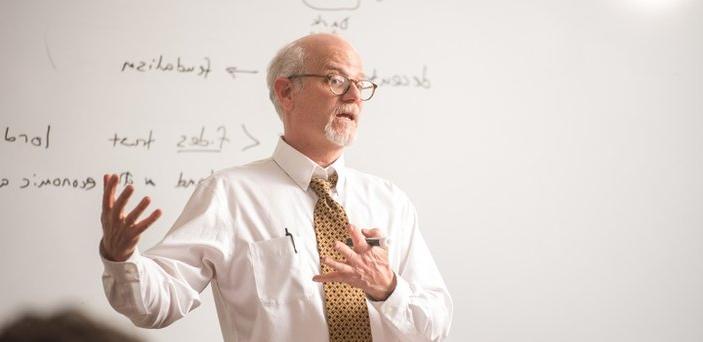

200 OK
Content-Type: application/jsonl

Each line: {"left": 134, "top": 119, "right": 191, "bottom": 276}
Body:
{"left": 361, "top": 228, "right": 383, "bottom": 238}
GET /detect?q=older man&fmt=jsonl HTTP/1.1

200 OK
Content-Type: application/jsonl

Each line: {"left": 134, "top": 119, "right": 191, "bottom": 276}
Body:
{"left": 100, "top": 33, "right": 452, "bottom": 342}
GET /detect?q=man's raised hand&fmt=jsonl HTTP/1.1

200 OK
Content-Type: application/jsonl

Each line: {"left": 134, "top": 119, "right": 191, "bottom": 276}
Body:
{"left": 100, "top": 174, "right": 161, "bottom": 262}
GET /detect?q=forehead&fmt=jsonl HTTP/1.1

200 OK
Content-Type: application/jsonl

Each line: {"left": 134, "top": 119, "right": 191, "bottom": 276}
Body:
{"left": 307, "top": 42, "right": 365, "bottom": 79}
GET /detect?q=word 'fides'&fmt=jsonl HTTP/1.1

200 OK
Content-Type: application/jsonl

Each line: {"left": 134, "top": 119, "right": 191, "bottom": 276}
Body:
{"left": 177, "top": 126, "right": 229, "bottom": 153}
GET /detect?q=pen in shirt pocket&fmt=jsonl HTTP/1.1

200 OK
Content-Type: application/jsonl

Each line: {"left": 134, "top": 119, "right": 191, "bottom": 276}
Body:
{"left": 284, "top": 227, "right": 297, "bottom": 253}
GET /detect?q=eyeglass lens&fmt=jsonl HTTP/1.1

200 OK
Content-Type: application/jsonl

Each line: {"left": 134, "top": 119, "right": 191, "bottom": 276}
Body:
{"left": 329, "top": 76, "right": 375, "bottom": 100}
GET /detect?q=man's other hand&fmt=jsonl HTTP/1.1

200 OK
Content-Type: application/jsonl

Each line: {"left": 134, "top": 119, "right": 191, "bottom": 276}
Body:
{"left": 313, "top": 224, "right": 397, "bottom": 301}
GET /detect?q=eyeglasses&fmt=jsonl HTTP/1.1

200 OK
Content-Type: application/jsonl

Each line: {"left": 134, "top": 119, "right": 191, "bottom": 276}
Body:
{"left": 288, "top": 74, "right": 378, "bottom": 101}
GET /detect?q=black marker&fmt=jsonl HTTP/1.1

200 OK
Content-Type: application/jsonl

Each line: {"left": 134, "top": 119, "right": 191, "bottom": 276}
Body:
{"left": 345, "top": 237, "right": 387, "bottom": 248}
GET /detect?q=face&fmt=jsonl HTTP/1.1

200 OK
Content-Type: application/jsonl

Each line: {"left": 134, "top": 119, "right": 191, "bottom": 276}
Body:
{"left": 289, "top": 36, "right": 365, "bottom": 148}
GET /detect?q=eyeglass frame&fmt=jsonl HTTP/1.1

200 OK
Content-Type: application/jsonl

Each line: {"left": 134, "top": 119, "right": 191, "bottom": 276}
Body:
{"left": 287, "top": 73, "right": 378, "bottom": 101}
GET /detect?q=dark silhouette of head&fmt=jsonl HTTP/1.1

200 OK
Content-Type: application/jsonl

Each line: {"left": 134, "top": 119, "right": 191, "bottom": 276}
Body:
{"left": 0, "top": 308, "right": 143, "bottom": 342}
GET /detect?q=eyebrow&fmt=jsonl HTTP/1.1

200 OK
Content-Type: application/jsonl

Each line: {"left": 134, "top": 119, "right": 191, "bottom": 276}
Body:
{"left": 323, "top": 66, "right": 366, "bottom": 80}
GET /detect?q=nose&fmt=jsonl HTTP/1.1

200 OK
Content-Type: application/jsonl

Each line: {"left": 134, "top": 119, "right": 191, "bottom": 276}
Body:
{"left": 342, "top": 81, "right": 362, "bottom": 103}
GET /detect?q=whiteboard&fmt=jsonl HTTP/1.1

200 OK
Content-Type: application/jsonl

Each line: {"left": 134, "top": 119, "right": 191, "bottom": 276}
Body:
{"left": 1, "top": 0, "right": 702, "bottom": 341}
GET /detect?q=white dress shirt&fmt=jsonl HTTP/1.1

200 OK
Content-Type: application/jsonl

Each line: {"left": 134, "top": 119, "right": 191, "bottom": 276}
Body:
{"left": 101, "top": 138, "right": 453, "bottom": 341}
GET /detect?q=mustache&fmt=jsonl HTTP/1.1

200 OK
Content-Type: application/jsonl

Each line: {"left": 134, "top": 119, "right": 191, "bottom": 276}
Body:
{"left": 334, "top": 104, "right": 358, "bottom": 115}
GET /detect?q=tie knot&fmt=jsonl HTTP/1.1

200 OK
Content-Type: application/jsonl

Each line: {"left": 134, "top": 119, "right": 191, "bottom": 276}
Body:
{"left": 310, "top": 173, "right": 338, "bottom": 198}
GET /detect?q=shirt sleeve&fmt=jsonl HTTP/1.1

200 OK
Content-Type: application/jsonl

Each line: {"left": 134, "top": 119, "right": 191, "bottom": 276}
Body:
{"left": 101, "top": 176, "right": 233, "bottom": 328}
{"left": 369, "top": 197, "right": 453, "bottom": 341}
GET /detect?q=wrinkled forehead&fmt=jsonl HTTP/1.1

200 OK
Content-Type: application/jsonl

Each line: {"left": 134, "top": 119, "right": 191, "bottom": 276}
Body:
{"left": 304, "top": 40, "right": 365, "bottom": 79}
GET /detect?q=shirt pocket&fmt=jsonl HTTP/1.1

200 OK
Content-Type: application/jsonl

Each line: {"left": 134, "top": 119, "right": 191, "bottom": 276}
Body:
{"left": 249, "top": 235, "right": 313, "bottom": 305}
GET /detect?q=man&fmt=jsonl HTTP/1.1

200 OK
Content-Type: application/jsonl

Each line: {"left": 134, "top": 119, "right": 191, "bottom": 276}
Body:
{"left": 100, "top": 33, "right": 452, "bottom": 341}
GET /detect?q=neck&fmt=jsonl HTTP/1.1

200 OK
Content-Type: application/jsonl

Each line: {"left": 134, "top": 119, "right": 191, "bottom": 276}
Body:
{"left": 283, "top": 135, "right": 344, "bottom": 167}
{"left": 282, "top": 135, "right": 343, "bottom": 167}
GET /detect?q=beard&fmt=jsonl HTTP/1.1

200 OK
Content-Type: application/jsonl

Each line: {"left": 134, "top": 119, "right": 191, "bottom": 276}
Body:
{"left": 324, "top": 104, "right": 359, "bottom": 146}
{"left": 324, "top": 119, "right": 356, "bottom": 146}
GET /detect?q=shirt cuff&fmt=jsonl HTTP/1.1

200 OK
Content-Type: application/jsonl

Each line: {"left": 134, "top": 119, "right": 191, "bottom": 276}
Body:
{"left": 369, "top": 273, "right": 412, "bottom": 322}
{"left": 100, "top": 246, "right": 143, "bottom": 282}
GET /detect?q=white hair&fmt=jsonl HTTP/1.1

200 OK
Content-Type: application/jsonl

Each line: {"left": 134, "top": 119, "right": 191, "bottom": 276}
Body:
{"left": 266, "top": 41, "right": 307, "bottom": 119}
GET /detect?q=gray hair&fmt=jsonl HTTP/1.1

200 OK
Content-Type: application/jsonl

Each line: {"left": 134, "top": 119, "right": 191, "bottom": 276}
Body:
{"left": 266, "top": 41, "right": 307, "bottom": 119}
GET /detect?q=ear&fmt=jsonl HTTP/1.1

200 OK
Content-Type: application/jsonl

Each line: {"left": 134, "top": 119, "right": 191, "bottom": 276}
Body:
{"left": 274, "top": 77, "right": 296, "bottom": 114}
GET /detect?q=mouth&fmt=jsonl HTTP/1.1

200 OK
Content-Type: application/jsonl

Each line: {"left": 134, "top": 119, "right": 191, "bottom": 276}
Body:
{"left": 335, "top": 112, "right": 356, "bottom": 121}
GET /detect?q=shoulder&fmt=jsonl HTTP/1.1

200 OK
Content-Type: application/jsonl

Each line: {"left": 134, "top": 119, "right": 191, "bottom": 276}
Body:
{"left": 344, "top": 167, "right": 414, "bottom": 207}
{"left": 196, "top": 157, "right": 280, "bottom": 190}
{"left": 345, "top": 168, "right": 397, "bottom": 190}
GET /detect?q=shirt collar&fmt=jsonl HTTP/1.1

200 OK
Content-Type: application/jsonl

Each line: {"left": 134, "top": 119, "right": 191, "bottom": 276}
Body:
{"left": 272, "top": 137, "right": 346, "bottom": 192}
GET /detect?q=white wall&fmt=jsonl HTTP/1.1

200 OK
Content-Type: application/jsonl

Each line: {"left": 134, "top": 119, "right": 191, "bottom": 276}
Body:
{"left": 1, "top": 0, "right": 702, "bottom": 341}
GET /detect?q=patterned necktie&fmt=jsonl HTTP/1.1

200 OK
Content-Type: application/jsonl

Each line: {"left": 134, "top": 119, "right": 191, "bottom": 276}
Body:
{"left": 310, "top": 174, "right": 373, "bottom": 342}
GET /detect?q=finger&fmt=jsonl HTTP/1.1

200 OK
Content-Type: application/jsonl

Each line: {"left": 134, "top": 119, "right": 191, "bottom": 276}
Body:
{"left": 361, "top": 228, "right": 383, "bottom": 238}
{"left": 312, "top": 271, "right": 348, "bottom": 284}
{"left": 347, "top": 224, "right": 368, "bottom": 252}
{"left": 133, "top": 209, "right": 161, "bottom": 235}
{"left": 111, "top": 185, "right": 134, "bottom": 221}
{"left": 102, "top": 174, "right": 118, "bottom": 212}
{"left": 125, "top": 196, "right": 151, "bottom": 225}
{"left": 321, "top": 255, "right": 355, "bottom": 274}
{"left": 334, "top": 240, "right": 361, "bottom": 266}
{"left": 102, "top": 174, "right": 110, "bottom": 212}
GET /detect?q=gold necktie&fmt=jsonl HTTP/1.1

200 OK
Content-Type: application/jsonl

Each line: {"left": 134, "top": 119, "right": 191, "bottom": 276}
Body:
{"left": 310, "top": 174, "right": 372, "bottom": 342}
